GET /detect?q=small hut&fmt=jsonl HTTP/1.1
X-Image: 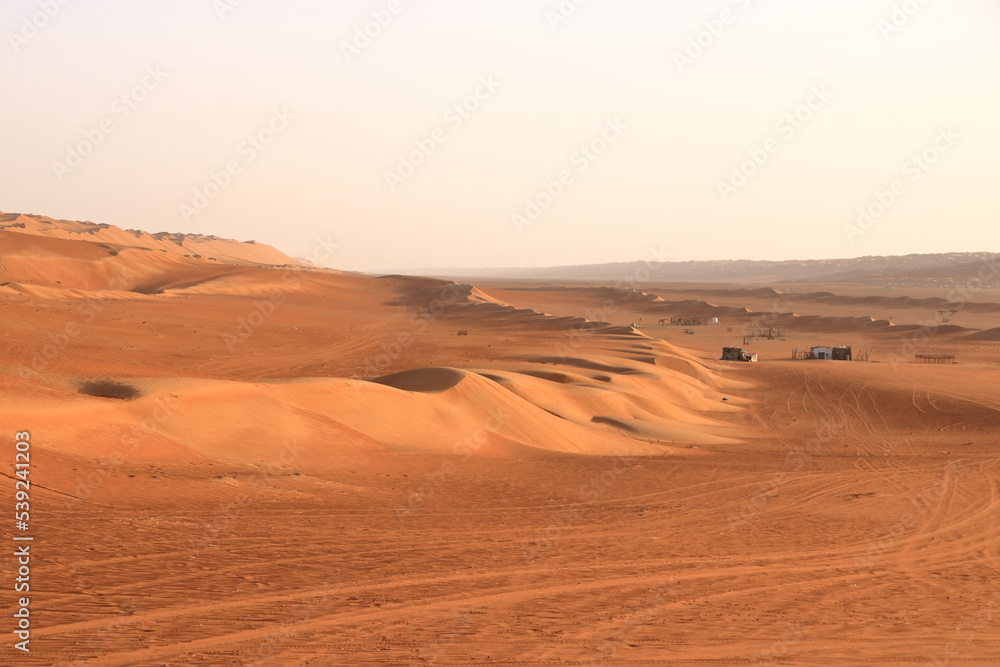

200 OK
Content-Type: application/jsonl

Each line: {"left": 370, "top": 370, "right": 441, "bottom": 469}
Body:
{"left": 721, "top": 347, "right": 758, "bottom": 362}
{"left": 832, "top": 346, "right": 852, "bottom": 361}
{"left": 809, "top": 345, "right": 851, "bottom": 360}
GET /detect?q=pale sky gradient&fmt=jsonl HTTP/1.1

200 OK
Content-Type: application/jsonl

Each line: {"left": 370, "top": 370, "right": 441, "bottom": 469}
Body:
{"left": 1, "top": 0, "right": 998, "bottom": 271}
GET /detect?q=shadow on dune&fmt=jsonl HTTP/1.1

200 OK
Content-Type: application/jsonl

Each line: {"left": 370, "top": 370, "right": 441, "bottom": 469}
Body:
{"left": 78, "top": 380, "right": 141, "bottom": 400}
{"left": 370, "top": 367, "right": 468, "bottom": 393}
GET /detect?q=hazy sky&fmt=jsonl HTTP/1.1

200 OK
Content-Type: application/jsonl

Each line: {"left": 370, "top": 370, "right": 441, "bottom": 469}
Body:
{"left": 1, "top": 0, "right": 998, "bottom": 271}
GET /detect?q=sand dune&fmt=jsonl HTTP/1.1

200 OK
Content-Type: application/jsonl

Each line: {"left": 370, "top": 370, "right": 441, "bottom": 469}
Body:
{"left": 1, "top": 330, "right": 735, "bottom": 486}
{"left": 0, "top": 211, "right": 300, "bottom": 267}
{"left": 2, "top": 216, "right": 999, "bottom": 664}
{"left": 656, "top": 285, "right": 1000, "bottom": 315}
{"left": 406, "top": 251, "right": 999, "bottom": 285}
{"left": 964, "top": 327, "right": 1000, "bottom": 341}
{"left": 481, "top": 284, "right": 1000, "bottom": 340}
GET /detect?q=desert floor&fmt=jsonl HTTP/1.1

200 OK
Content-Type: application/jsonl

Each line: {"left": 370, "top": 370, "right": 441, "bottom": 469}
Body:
{"left": 2, "top": 262, "right": 999, "bottom": 665}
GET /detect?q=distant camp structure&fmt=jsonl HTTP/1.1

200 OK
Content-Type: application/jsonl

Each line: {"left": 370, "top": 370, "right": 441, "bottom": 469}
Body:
{"left": 742, "top": 325, "right": 785, "bottom": 345}
{"left": 720, "top": 347, "right": 758, "bottom": 362}
{"left": 660, "top": 317, "right": 707, "bottom": 326}
{"left": 792, "top": 345, "right": 861, "bottom": 361}
{"left": 915, "top": 353, "right": 956, "bottom": 364}
{"left": 811, "top": 346, "right": 852, "bottom": 361}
